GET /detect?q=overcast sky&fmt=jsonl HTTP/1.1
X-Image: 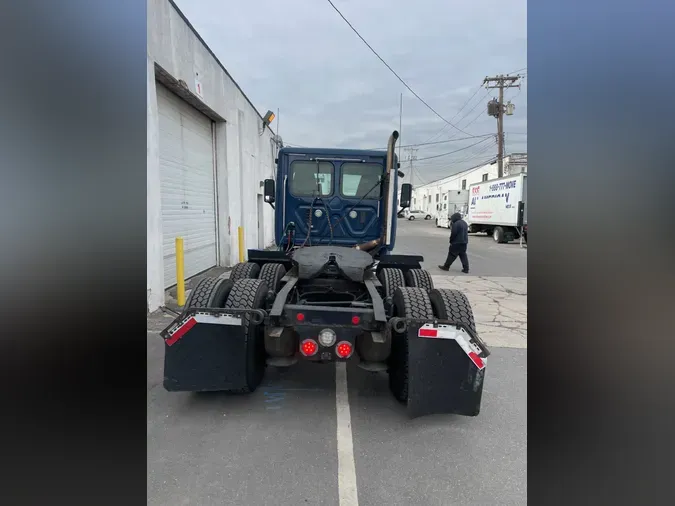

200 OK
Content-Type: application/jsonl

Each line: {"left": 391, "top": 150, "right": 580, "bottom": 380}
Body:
{"left": 173, "top": 0, "right": 526, "bottom": 183}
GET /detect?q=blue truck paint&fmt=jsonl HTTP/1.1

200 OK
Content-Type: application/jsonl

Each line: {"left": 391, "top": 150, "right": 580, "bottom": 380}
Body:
{"left": 274, "top": 147, "right": 399, "bottom": 254}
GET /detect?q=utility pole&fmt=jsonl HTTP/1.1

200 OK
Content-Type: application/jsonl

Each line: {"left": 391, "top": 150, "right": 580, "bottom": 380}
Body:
{"left": 403, "top": 147, "right": 418, "bottom": 210}
{"left": 484, "top": 74, "right": 520, "bottom": 178}
{"left": 404, "top": 147, "right": 418, "bottom": 187}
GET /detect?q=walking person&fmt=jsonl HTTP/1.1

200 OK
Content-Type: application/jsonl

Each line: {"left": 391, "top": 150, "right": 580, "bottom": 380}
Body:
{"left": 438, "top": 212, "right": 469, "bottom": 273}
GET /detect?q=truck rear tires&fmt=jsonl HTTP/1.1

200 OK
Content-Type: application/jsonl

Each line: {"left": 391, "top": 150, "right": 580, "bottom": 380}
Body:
{"left": 183, "top": 277, "right": 233, "bottom": 312}
{"left": 404, "top": 268, "right": 434, "bottom": 292}
{"left": 493, "top": 226, "right": 506, "bottom": 243}
{"left": 429, "top": 288, "right": 485, "bottom": 393}
{"left": 428, "top": 288, "right": 476, "bottom": 333}
{"left": 228, "top": 262, "right": 261, "bottom": 282}
{"left": 388, "top": 287, "right": 435, "bottom": 403}
{"left": 378, "top": 268, "right": 405, "bottom": 301}
{"left": 224, "top": 278, "right": 269, "bottom": 393}
{"left": 258, "top": 263, "right": 286, "bottom": 294}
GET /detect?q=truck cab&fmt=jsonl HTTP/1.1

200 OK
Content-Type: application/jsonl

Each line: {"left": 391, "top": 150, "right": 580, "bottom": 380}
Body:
{"left": 263, "top": 146, "right": 410, "bottom": 257}
{"left": 161, "top": 131, "right": 489, "bottom": 419}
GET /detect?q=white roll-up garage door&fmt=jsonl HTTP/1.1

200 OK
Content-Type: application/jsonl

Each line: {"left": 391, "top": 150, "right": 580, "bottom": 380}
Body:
{"left": 157, "top": 83, "right": 217, "bottom": 287}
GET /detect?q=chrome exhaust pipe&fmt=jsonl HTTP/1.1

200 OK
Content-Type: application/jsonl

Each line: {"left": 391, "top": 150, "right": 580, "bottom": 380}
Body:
{"left": 354, "top": 239, "right": 380, "bottom": 251}
{"left": 380, "top": 130, "right": 399, "bottom": 247}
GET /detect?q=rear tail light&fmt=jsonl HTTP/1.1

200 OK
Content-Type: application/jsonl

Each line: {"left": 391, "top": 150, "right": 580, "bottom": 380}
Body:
{"left": 300, "top": 339, "right": 318, "bottom": 357}
{"left": 351, "top": 315, "right": 361, "bottom": 325}
{"left": 335, "top": 341, "right": 353, "bottom": 359}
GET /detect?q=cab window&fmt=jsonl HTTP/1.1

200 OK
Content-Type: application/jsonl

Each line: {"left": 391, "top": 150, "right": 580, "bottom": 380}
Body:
{"left": 289, "top": 161, "right": 334, "bottom": 197}
{"left": 340, "top": 163, "right": 383, "bottom": 199}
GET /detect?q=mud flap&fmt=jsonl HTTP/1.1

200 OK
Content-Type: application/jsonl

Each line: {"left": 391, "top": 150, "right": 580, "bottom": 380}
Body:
{"left": 160, "top": 309, "right": 262, "bottom": 392}
{"left": 406, "top": 322, "right": 488, "bottom": 418}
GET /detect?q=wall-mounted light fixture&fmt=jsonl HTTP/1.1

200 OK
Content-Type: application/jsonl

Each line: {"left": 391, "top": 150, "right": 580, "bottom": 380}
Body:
{"left": 260, "top": 110, "right": 276, "bottom": 135}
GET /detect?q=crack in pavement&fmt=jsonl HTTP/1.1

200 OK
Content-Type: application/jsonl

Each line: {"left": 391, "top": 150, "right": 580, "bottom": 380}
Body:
{"left": 432, "top": 275, "right": 527, "bottom": 349}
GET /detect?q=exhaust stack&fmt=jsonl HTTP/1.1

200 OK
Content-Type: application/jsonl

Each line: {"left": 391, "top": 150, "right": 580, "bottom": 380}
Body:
{"left": 352, "top": 130, "right": 398, "bottom": 253}
{"left": 380, "top": 130, "right": 399, "bottom": 247}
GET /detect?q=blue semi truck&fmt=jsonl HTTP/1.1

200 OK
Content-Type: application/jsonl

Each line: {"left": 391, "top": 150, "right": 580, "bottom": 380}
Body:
{"left": 160, "top": 131, "right": 489, "bottom": 418}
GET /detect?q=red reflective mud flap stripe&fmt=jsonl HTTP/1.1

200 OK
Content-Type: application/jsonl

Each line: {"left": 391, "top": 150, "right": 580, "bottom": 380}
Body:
{"left": 418, "top": 328, "right": 438, "bottom": 337}
{"left": 166, "top": 317, "right": 197, "bottom": 346}
{"left": 468, "top": 351, "right": 485, "bottom": 370}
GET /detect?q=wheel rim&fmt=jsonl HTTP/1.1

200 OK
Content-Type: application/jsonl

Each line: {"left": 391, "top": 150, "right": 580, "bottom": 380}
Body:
{"left": 493, "top": 229, "right": 499, "bottom": 240}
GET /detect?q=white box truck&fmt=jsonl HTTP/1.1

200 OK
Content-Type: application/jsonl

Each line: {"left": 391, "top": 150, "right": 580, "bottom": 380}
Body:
{"left": 466, "top": 173, "right": 527, "bottom": 243}
{"left": 436, "top": 189, "right": 470, "bottom": 228}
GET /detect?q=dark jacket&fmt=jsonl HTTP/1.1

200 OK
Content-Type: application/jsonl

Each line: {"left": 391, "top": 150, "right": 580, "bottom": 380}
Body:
{"left": 449, "top": 213, "right": 469, "bottom": 245}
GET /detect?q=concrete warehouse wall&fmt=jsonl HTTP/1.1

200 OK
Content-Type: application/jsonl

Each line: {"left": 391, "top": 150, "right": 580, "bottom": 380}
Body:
{"left": 411, "top": 155, "right": 527, "bottom": 217}
{"left": 147, "top": 0, "right": 277, "bottom": 311}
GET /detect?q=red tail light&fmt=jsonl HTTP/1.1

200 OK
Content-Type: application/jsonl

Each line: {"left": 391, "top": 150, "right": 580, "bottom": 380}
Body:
{"left": 296, "top": 313, "right": 305, "bottom": 322}
{"left": 300, "top": 339, "right": 318, "bottom": 357}
{"left": 335, "top": 341, "right": 353, "bottom": 359}
{"left": 351, "top": 315, "right": 360, "bottom": 325}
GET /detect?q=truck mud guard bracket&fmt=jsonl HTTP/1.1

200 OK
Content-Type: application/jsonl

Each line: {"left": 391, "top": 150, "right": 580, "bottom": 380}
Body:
{"left": 270, "top": 272, "right": 299, "bottom": 317}
{"left": 388, "top": 317, "right": 490, "bottom": 359}
{"left": 161, "top": 307, "right": 267, "bottom": 345}
{"left": 363, "top": 274, "right": 387, "bottom": 322}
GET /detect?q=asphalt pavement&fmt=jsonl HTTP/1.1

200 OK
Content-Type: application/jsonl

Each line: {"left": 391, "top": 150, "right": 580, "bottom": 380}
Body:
{"left": 394, "top": 217, "right": 527, "bottom": 278}
{"left": 148, "top": 219, "right": 527, "bottom": 505}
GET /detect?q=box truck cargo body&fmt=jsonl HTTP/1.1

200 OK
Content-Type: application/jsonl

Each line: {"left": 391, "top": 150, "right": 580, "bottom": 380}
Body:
{"left": 436, "top": 189, "right": 470, "bottom": 228}
{"left": 466, "top": 173, "right": 527, "bottom": 243}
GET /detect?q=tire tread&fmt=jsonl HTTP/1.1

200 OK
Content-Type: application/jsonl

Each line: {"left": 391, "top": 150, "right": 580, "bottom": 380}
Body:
{"left": 404, "top": 268, "right": 434, "bottom": 292}
{"left": 258, "top": 263, "right": 286, "bottom": 294}
{"left": 228, "top": 262, "right": 261, "bottom": 282}
{"left": 224, "top": 278, "right": 269, "bottom": 393}
{"left": 389, "top": 287, "right": 434, "bottom": 402}
{"left": 378, "top": 268, "right": 405, "bottom": 300}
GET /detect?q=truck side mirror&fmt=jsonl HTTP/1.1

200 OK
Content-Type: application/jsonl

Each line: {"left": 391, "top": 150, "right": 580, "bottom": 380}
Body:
{"left": 399, "top": 183, "right": 412, "bottom": 209}
{"left": 263, "top": 179, "right": 275, "bottom": 205}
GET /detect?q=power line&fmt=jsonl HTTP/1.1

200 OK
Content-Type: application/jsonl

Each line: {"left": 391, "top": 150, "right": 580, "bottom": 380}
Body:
{"left": 452, "top": 89, "right": 492, "bottom": 130}
{"left": 366, "top": 133, "right": 492, "bottom": 150}
{"left": 417, "top": 139, "right": 496, "bottom": 170}
{"left": 417, "top": 89, "right": 492, "bottom": 150}
{"left": 417, "top": 136, "right": 497, "bottom": 165}
{"left": 419, "top": 90, "right": 493, "bottom": 151}
{"left": 421, "top": 84, "right": 485, "bottom": 143}
{"left": 405, "top": 133, "right": 493, "bottom": 148}
{"left": 413, "top": 167, "right": 427, "bottom": 185}
{"left": 325, "top": 0, "right": 472, "bottom": 136}
{"left": 452, "top": 139, "right": 498, "bottom": 165}
{"left": 415, "top": 137, "right": 494, "bottom": 162}
{"left": 414, "top": 154, "right": 500, "bottom": 188}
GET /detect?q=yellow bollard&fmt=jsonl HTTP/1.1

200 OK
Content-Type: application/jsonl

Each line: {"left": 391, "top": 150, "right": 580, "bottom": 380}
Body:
{"left": 238, "top": 226, "right": 245, "bottom": 263}
{"left": 175, "top": 237, "right": 186, "bottom": 306}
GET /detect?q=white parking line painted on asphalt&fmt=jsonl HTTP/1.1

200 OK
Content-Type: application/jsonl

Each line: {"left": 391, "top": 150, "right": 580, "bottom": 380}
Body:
{"left": 336, "top": 361, "right": 359, "bottom": 506}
